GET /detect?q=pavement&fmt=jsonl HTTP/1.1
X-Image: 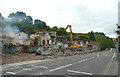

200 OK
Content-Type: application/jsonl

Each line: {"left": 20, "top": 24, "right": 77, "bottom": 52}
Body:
{"left": 1, "top": 50, "right": 118, "bottom": 76}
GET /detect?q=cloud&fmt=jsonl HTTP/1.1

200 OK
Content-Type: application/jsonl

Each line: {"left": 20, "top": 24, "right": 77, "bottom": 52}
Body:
{"left": 0, "top": 0, "right": 119, "bottom": 38}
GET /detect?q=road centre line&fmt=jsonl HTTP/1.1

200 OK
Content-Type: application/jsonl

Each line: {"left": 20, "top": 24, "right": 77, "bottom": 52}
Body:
{"left": 6, "top": 68, "right": 32, "bottom": 75}
{"left": 89, "top": 57, "right": 95, "bottom": 59}
{"left": 31, "top": 65, "right": 48, "bottom": 68}
{"left": 67, "top": 70, "right": 93, "bottom": 75}
{"left": 82, "top": 59, "right": 87, "bottom": 61}
{"left": 73, "top": 62, "right": 77, "bottom": 64}
{"left": 6, "top": 72, "right": 16, "bottom": 75}
{"left": 7, "top": 66, "right": 20, "bottom": 70}
{"left": 49, "top": 64, "right": 73, "bottom": 72}
{"left": 77, "top": 58, "right": 89, "bottom": 63}
{"left": 23, "top": 68, "right": 32, "bottom": 71}
{"left": 78, "top": 60, "right": 83, "bottom": 63}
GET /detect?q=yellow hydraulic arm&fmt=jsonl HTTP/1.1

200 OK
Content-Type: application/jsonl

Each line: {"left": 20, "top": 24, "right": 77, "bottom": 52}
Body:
{"left": 65, "top": 25, "right": 80, "bottom": 49}
{"left": 65, "top": 25, "right": 74, "bottom": 45}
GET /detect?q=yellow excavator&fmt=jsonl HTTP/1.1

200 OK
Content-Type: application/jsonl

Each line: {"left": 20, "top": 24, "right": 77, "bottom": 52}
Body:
{"left": 65, "top": 25, "right": 80, "bottom": 49}
{"left": 30, "top": 35, "right": 41, "bottom": 45}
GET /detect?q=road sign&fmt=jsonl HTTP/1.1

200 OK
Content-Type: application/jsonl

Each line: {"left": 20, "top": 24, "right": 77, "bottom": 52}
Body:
{"left": 116, "top": 38, "right": 119, "bottom": 42}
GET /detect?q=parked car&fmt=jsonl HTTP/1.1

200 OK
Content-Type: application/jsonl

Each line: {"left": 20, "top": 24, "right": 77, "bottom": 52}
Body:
{"left": 36, "top": 46, "right": 44, "bottom": 55}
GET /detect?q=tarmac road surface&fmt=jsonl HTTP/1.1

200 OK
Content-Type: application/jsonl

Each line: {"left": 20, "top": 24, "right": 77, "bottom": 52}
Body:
{"left": 2, "top": 50, "right": 118, "bottom": 76}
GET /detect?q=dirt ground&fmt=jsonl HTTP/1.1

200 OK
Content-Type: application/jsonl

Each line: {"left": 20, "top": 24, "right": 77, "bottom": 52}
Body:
{"left": 2, "top": 52, "right": 42, "bottom": 65}
{"left": 2, "top": 50, "right": 83, "bottom": 65}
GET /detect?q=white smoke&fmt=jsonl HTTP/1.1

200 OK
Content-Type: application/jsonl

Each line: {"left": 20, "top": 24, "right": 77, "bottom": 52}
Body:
{"left": 2, "top": 18, "right": 28, "bottom": 45}
{"left": 2, "top": 26, "right": 28, "bottom": 45}
{"left": 3, "top": 26, "right": 19, "bottom": 38}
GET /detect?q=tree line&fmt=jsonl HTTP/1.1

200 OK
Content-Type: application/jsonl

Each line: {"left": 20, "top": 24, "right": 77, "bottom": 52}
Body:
{"left": 0, "top": 11, "right": 67, "bottom": 35}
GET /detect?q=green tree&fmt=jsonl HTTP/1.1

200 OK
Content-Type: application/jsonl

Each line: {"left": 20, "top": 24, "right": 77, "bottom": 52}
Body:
{"left": 57, "top": 27, "right": 67, "bottom": 35}
{"left": 34, "top": 19, "right": 46, "bottom": 29}
{"left": 51, "top": 26, "right": 59, "bottom": 31}
{"left": 8, "top": 11, "right": 33, "bottom": 26}
{"left": 95, "top": 33, "right": 115, "bottom": 50}
{"left": 88, "top": 31, "right": 96, "bottom": 41}
{"left": 45, "top": 25, "right": 51, "bottom": 31}
{"left": 22, "top": 25, "right": 35, "bottom": 34}
{"left": 78, "top": 35, "right": 89, "bottom": 41}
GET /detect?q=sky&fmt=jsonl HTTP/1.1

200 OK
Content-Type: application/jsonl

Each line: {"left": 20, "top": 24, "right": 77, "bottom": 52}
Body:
{"left": 0, "top": 0, "right": 119, "bottom": 38}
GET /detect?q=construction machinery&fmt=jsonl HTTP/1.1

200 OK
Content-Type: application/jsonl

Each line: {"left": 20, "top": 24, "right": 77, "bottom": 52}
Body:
{"left": 30, "top": 35, "right": 41, "bottom": 45}
{"left": 65, "top": 25, "right": 81, "bottom": 49}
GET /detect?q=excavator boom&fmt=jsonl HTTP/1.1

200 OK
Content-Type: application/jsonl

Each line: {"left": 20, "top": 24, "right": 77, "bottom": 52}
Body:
{"left": 65, "top": 25, "right": 74, "bottom": 45}
{"left": 65, "top": 25, "right": 80, "bottom": 49}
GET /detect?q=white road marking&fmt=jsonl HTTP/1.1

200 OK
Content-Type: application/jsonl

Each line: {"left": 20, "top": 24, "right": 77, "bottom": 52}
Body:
{"left": 89, "top": 57, "right": 95, "bottom": 59}
{"left": 23, "top": 68, "right": 32, "bottom": 71}
{"left": 77, "top": 59, "right": 88, "bottom": 63}
{"left": 38, "top": 66, "right": 48, "bottom": 69}
{"left": 97, "top": 55, "right": 99, "bottom": 57}
{"left": 40, "top": 72, "right": 42, "bottom": 75}
{"left": 112, "top": 53, "right": 116, "bottom": 60}
{"left": 67, "top": 70, "right": 93, "bottom": 75}
{"left": 8, "top": 66, "right": 20, "bottom": 70}
{"left": 6, "top": 72, "right": 16, "bottom": 75}
{"left": 49, "top": 64, "right": 72, "bottom": 72}
{"left": 82, "top": 59, "right": 87, "bottom": 61}
{"left": 31, "top": 65, "right": 48, "bottom": 68}
{"left": 78, "top": 61, "right": 83, "bottom": 63}
{"left": 73, "top": 62, "right": 77, "bottom": 64}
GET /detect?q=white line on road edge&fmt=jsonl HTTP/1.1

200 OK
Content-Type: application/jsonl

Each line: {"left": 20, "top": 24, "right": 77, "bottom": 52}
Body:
{"left": 67, "top": 70, "right": 93, "bottom": 75}
{"left": 23, "top": 68, "right": 32, "bottom": 71}
{"left": 49, "top": 64, "right": 73, "bottom": 72}
{"left": 6, "top": 72, "right": 16, "bottom": 75}
{"left": 112, "top": 53, "right": 116, "bottom": 60}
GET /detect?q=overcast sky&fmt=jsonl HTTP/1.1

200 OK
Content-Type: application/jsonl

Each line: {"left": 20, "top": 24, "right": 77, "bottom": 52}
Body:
{"left": 0, "top": 0, "right": 119, "bottom": 38}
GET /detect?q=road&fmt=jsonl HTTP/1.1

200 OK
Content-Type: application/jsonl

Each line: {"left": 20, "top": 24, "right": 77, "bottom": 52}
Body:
{"left": 2, "top": 50, "right": 118, "bottom": 76}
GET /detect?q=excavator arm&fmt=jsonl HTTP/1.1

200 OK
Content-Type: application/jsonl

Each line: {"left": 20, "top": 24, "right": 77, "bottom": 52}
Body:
{"left": 65, "top": 25, "right": 74, "bottom": 45}
{"left": 65, "top": 25, "right": 80, "bottom": 49}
